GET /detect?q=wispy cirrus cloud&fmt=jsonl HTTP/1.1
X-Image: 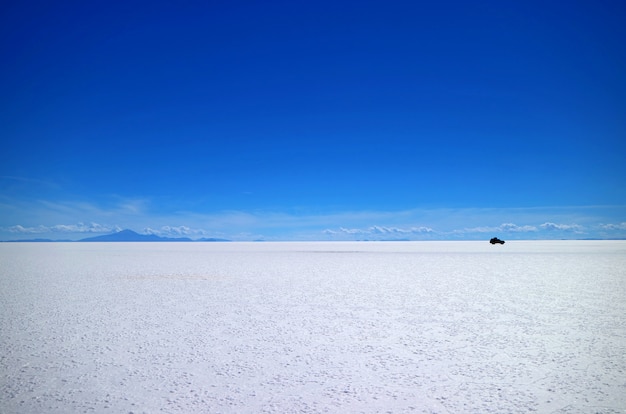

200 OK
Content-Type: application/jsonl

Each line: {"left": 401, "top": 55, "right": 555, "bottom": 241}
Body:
{"left": 0, "top": 175, "right": 59, "bottom": 187}
{"left": 36, "top": 198, "right": 148, "bottom": 217}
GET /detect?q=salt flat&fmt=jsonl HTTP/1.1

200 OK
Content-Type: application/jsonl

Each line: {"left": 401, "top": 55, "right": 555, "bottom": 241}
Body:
{"left": 1, "top": 241, "right": 625, "bottom": 413}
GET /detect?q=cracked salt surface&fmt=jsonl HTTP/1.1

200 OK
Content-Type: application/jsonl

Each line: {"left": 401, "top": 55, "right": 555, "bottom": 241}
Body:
{"left": 1, "top": 241, "right": 625, "bottom": 413}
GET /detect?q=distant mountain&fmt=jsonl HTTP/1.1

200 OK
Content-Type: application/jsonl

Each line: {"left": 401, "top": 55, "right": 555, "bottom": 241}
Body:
{"left": 197, "top": 237, "right": 231, "bottom": 242}
{"left": 79, "top": 229, "right": 192, "bottom": 242}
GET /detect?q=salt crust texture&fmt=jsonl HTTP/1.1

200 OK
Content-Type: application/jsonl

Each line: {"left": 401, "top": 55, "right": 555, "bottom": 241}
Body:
{"left": 1, "top": 241, "right": 625, "bottom": 413}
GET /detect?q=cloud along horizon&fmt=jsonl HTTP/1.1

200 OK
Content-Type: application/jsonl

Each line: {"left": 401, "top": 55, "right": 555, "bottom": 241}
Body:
{"left": 2, "top": 200, "right": 625, "bottom": 241}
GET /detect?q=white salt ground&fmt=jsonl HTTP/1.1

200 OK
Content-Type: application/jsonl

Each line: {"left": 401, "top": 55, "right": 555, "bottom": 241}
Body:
{"left": 1, "top": 241, "right": 625, "bottom": 414}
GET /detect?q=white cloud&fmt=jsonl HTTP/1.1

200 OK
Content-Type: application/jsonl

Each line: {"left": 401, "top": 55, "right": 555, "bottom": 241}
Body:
{"left": 5, "top": 222, "right": 120, "bottom": 234}
{"left": 144, "top": 226, "right": 209, "bottom": 237}
{"left": 339, "top": 227, "right": 369, "bottom": 235}
{"left": 539, "top": 222, "right": 584, "bottom": 232}
{"left": 7, "top": 224, "right": 50, "bottom": 234}
{"left": 52, "top": 222, "right": 122, "bottom": 233}
{"left": 463, "top": 223, "right": 538, "bottom": 233}
{"left": 600, "top": 222, "right": 626, "bottom": 231}
{"left": 500, "top": 223, "right": 538, "bottom": 232}
{"left": 324, "top": 225, "right": 434, "bottom": 238}
{"left": 370, "top": 226, "right": 434, "bottom": 234}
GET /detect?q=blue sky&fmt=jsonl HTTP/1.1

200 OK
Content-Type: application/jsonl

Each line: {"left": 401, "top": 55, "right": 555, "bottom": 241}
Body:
{"left": 2, "top": 0, "right": 625, "bottom": 240}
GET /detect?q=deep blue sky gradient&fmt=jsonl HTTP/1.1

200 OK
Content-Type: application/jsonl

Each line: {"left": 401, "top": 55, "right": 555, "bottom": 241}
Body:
{"left": 2, "top": 0, "right": 625, "bottom": 240}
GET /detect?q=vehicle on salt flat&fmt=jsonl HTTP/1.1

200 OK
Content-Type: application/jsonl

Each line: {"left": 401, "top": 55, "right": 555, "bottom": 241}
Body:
{"left": 490, "top": 237, "right": 505, "bottom": 244}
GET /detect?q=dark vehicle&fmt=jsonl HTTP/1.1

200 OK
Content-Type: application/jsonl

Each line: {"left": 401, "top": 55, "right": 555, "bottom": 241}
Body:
{"left": 490, "top": 237, "right": 505, "bottom": 245}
